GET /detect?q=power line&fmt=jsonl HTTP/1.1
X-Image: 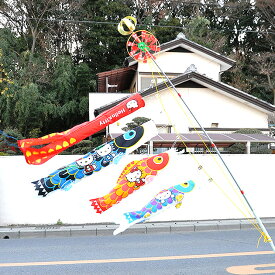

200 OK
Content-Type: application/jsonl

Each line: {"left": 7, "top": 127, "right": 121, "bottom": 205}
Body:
{"left": 26, "top": 17, "right": 275, "bottom": 35}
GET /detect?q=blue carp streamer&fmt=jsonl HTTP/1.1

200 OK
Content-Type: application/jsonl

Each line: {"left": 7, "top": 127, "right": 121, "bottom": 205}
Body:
{"left": 32, "top": 122, "right": 153, "bottom": 197}
{"left": 113, "top": 180, "right": 195, "bottom": 235}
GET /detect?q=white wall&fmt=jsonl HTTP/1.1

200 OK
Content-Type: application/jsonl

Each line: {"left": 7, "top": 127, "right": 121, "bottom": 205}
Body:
{"left": 138, "top": 52, "right": 221, "bottom": 81}
{"left": 0, "top": 154, "right": 274, "bottom": 226}
{"left": 106, "top": 87, "right": 269, "bottom": 134}
{"left": 180, "top": 87, "right": 269, "bottom": 129}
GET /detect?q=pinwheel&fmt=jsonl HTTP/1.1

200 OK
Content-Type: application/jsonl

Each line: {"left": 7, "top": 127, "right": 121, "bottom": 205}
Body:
{"left": 127, "top": 30, "right": 160, "bottom": 63}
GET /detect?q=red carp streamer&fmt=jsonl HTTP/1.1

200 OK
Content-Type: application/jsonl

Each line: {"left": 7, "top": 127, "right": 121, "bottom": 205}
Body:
{"left": 90, "top": 152, "right": 170, "bottom": 213}
{"left": 18, "top": 93, "right": 145, "bottom": 165}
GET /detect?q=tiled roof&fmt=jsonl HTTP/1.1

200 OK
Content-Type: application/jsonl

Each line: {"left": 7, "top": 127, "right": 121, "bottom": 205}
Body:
{"left": 124, "top": 37, "right": 236, "bottom": 71}
{"left": 96, "top": 64, "right": 137, "bottom": 93}
{"left": 110, "top": 132, "right": 275, "bottom": 146}
{"left": 94, "top": 71, "right": 275, "bottom": 115}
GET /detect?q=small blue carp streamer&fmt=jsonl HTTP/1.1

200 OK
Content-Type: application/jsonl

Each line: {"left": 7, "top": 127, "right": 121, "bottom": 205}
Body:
{"left": 113, "top": 180, "right": 195, "bottom": 235}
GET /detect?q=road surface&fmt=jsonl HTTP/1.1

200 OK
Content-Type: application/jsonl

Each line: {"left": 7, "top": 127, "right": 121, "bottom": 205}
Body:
{"left": 0, "top": 229, "right": 274, "bottom": 274}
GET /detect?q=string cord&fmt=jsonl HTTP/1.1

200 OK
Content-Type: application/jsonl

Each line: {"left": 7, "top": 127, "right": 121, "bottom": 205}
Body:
{"left": 148, "top": 60, "right": 271, "bottom": 245}
{"left": 0, "top": 130, "right": 20, "bottom": 148}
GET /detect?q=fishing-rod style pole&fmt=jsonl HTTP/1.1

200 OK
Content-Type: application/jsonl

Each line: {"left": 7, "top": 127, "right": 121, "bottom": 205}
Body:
{"left": 149, "top": 56, "right": 275, "bottom": 252}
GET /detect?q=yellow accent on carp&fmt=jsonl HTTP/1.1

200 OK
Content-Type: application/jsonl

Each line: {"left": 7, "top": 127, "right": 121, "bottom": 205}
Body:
{"left": 63, "top": 141, "right": 69, "bottom": 147}
{"left": 176, "top": 194, "right": 184, "bottom": 202}
{"left": 144, "top": 212, "right": 151, "bottom": 218}
{"left": 56, "top": 145, "right": 62, "bottom": 150}
{"left": 70, "top": 138, "right": 76, "bottom": 144}
{"left": 116, "top": 189, "right": 124, "bottom": 196}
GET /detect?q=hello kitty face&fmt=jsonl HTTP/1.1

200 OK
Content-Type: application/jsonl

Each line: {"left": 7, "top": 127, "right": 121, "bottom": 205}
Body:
{"left": 126, "top": 100, "right": 138, "bottom": 109}
{"left": 126, "top": 169, "right": 142, "bottom": 182}
{"left": 76, "top": 154, "right": 94, "bottom": 167}
{"left": 156, "top": 190, "right": 172, "bottom": 202}
{"left": 96, "top": 144, "right": 112, "bottom": 157}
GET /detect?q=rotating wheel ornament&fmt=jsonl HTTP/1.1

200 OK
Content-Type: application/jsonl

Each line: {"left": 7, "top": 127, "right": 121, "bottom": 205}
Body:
{"left": 117, "top": 16, "right": 137, "bottom": 36}
{"left": 126, "top": 30, "right": 160, "bottom": 63}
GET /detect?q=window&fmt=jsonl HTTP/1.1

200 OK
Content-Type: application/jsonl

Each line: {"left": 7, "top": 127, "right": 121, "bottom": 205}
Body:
{"left": 211, "top": 123, "right": 219, "bottom": 128}
{"left": 140, "top": 77, "right": 164, "bottom": 90}
{"left": 157, "top": 125, "right": 172, "bottom": 133}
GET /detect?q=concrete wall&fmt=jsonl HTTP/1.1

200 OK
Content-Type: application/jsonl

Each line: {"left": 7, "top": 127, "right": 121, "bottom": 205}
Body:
{"left": 0, "top": 153, "right": 274, "bottom": 226}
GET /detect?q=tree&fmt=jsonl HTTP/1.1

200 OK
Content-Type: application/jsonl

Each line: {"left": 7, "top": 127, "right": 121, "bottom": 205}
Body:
{"left": 14, "top": 83, "right": 45, "bottom": 136}
{"left": 0, "top": 0, "right": 84, "bottom": 58}
{"left": 0, "top": 0, "right": 274, "bottom": 154}
{"left": 78, "top": 0, "right": 132, "bottom": 76}
{"left": 251, "top": 52, "right": 275, "bottom": 104}
{"left": 0, "top": 49, "right": 13, "bottom": 95}
{"left": 184, "top": 16, "right": 226, "bottom": 52}
{"left": 44, "top": 54, "right": 90, "bottom": 132}
{"left": 122, "top": 117, "right": 151, "bottom": 131}
{"left": 256, "top": 0, "right": 275, "bottom": 48}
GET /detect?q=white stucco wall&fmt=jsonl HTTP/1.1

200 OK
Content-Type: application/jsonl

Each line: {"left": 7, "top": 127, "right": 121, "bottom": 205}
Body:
{"left": 138, "top": 52, "right": 221, "bottom": 81}
{"left": 101, "top": 86, "right": 269, "bottom": 134}
{"left": 0, "top": 154, "right": 274, "bottom": 226}
{"left": 180, "top": 87, "right": 269, "bottom": 129}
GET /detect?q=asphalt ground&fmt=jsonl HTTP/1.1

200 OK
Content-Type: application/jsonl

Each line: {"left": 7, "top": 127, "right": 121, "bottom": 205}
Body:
{"left": 0, "top": 229, "right": 275, "bottom": 274}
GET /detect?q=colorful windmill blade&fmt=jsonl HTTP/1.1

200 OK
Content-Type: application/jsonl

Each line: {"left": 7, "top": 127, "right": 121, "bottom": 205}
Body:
{"left": 126, "top": 30, "right": 160, "bottom": 63}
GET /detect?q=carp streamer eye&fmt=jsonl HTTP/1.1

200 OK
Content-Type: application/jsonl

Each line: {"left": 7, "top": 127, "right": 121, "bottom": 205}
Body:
{"left": 183, "top": 182, "right": 189, "bottom": 187}
{"left": 153, "top": 156, "right": 163, "bottom": 164}
{"left": 123, "top": 130, "right": 136, "bottom": 140}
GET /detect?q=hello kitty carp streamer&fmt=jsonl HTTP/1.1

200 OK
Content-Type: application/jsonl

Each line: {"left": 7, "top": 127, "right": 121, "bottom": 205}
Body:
{"left": 90, "top": 152, "right": 170, "bottom": 213}
{"left": 31, "top": 121, "right": 158, "bottom": 197}
{"left": 18, "top": 93, "right": 144, "bottom": 165}
{"left": 113, "top": 180, "right": 195, "bottom": 235}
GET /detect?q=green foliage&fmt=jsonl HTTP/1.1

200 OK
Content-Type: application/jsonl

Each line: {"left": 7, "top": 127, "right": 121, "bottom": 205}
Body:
{"left": 185, "top": 16, "right": 227, "bottom": 51}
{"left": 63, "top": 138, "right": 103, "bottom": 155}
{"left": 14, "top": 83, "right": 44, "bottom": 136}
{"left": 79, "top": 0, "right": 132, "bottom": 75}
{"left": 153, "top": 17, "right": 182, "bottom": 44}
{"left": 0, "top": 0, "right": 274, "bottom": 155}
{"left": 122, "top": 117, "right": 151, "bottom": 131}
{"left": 186, "top": 16, "right": 210, "bottom": 41}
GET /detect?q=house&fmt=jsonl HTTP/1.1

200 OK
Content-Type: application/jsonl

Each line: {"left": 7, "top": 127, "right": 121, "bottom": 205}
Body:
{"left": 89, "top": 33, "right": 275, "bottom": 154}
